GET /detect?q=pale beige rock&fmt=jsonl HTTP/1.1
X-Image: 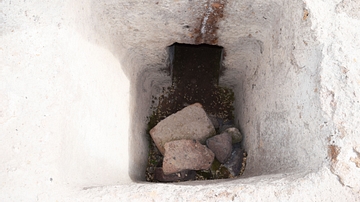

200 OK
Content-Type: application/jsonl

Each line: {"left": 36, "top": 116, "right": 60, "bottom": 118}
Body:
{"left": 150, "top": 103, "right": 216, "bottom": 155}
{"left": 162, "top": 139, "right": 215, "bottom": 175}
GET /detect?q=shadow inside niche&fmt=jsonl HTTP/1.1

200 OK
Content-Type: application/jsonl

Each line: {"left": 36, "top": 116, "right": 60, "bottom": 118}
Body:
{"left": 139, "top": 43, "right": 250, "bottom": 182}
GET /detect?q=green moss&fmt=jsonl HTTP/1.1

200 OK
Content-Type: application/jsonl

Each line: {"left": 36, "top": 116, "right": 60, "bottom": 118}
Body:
{"left": 208, "top": 159, "right": 231, "bottom": 179}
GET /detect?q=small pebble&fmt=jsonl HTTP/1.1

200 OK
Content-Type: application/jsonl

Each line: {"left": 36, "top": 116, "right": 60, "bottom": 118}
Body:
{"left": 219, "top": 120, "right": 235, "bottom": 132}
{"left": 224, "top": 127, "right": 243, "bottom": 143}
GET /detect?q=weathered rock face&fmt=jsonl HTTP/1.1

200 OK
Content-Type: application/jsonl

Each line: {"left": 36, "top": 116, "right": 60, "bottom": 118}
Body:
{"left": 162, "top": 139, "right": 215, "bottom": 175}
{"left": 206, "top": 132, "right": 233, "bottom": 163}
{"left": 150, "top": 103, "right": 216, "bottom": 155}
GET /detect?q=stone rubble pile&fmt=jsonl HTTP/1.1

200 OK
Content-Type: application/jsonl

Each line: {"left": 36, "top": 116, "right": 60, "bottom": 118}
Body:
{"left": 163, "top": 139, "right": 215, "bottom": 174}
{"left": 149, "top": 103, "right": 246, "bottom": 182}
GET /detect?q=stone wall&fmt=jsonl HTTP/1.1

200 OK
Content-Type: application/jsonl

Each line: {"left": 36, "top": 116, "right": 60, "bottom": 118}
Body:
{"left": 1, "top": 0, "right": 359, "bottom": 201}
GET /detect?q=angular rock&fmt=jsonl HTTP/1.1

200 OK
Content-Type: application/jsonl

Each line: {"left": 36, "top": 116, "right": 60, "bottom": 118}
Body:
{"left": 206, "top": 132, "right": 232, "bottom": 163}
{"left": 224, "top": 127, "right": 243, "bottom": 143}
{"left": 154, "top": 167, "right": 196, "bottom": 182}
{"left": 150, "top": 103, "right": 216, "bottom": 155}
{"left": 162, "top": 139, "right": 215, "bottom": 175}
{"left": 224, "top": 143, "right": 246, "bottom": 176}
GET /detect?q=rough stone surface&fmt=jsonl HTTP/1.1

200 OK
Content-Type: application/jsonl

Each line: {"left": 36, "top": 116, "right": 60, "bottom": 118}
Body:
{"left": 224, "top": 143, "right": 245, "bottom": 176}
{"left": 1, "top": 0, "right": 360, "bottom": 200}
{"left": 150, "top": 103, "right": 216, "bottom": 155}
{"left": 162, "top": 139, "right": 215, "bottom": 175}
{"left": 154, "top": 168, "right": 196, "bottom": 182}
{"left": 224, "top": 127, "right": 243, "bottom": 143}
{"left": 206, "top": 132, "right": 232, "bottom": 163}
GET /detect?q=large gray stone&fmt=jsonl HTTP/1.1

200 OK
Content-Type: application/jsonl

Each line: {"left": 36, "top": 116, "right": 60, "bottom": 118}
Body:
{"left": 162, "top": 139, "right": 215, "bottom": 175}
{"left": 149, "top": 103, "right": 216, "bottom": 155}
{"left": 206, "top": 132, "right": 232, "bottom": 163}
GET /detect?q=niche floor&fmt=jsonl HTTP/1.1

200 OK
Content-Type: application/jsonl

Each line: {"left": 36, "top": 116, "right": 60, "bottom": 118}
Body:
{"left": 146, "top": 43, "right": 246, "bottom": 182}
